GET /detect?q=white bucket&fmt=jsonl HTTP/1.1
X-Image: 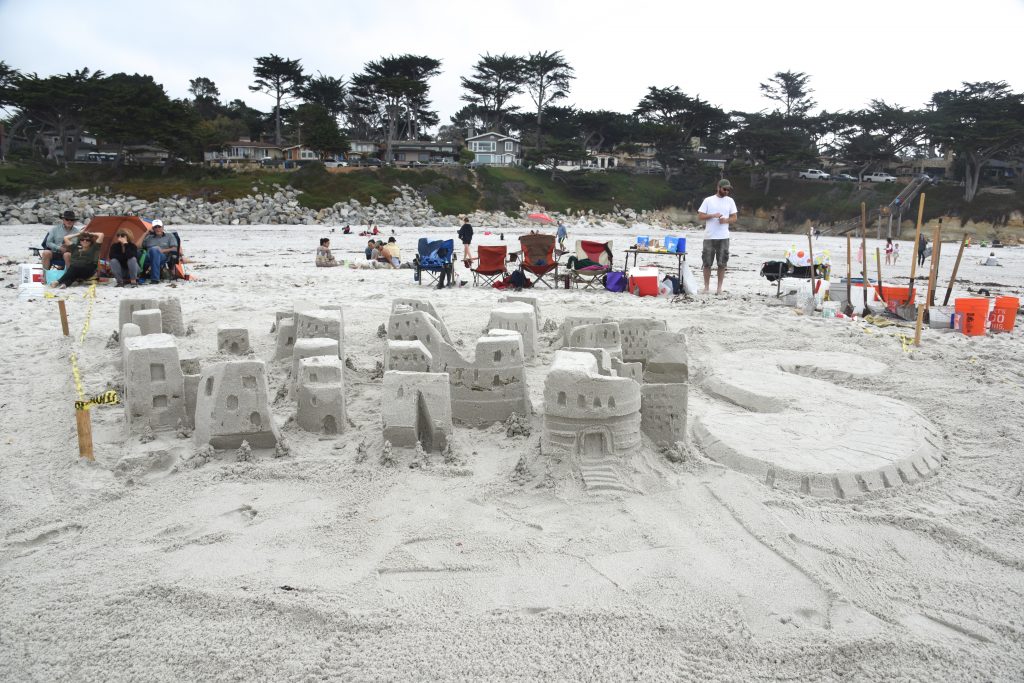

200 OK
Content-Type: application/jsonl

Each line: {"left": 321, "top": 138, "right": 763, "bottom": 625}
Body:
{"left": 19, "top": 263, "right": 43, "bottom": 285}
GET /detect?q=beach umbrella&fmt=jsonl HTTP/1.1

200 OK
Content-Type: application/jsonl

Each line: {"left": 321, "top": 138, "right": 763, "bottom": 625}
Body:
{"left": 528, "top": 212, "right": 555, "bottom": 224}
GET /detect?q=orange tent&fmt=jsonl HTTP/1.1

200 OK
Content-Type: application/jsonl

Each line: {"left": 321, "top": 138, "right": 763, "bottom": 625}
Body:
{"left": 84, "top": 215, "right": 153, "bottom": 262}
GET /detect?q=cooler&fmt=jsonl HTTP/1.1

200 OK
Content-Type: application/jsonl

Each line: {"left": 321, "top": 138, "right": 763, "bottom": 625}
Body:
{"left": 628, "top": 267, "right": 660, "bottom": 297}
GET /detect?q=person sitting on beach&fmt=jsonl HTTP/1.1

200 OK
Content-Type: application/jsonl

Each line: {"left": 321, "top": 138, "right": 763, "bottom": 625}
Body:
{"left": 342, "top": 225, "right": 351, "bottom": 234}
{"left": 364, "top": 239, "right": 377, "bottom": 260}
{"left": 382, "top": 236, "right": 401, "bottom": 268}
{"left": 108, "top": 229, "right": 140, "bottom": 287}
{"left": 982, "top": 251, "right": 1001, "bottom": 267}
{"left": 316, "top": 237, "right": 339, "bottom": 267}
{"left": 141, "top": 219, "right": 180, "bottom": 284}
{"left": 51, "top": 231, "right": 103, "bottom": 288}
{"left": 41, "top": 209, "right": 81, "bottom": 271}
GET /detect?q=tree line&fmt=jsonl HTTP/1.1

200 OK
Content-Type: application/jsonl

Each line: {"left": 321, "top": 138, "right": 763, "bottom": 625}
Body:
{"left": 1, "top": 54, "right": 1022, "bottom": 202}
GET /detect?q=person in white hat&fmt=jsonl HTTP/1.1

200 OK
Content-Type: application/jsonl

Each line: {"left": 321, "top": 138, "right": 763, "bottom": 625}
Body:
{"left": 140, "top": 219, "right": 179, "bottom": 284}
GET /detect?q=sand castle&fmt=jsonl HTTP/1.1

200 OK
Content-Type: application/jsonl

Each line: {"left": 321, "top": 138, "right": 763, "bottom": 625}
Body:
{"left": 487, "top": 301, "right": 538, "bottom": 359}
{"left": 217, "top": 326, "right": 250, "bottom": 355}
{"left": 295, "top": 355, "right": 346, "bottom": 434}
{"left": 194, "top": 360, "right": 279, "bottom": 449}
{"left": 386, "top": 299, "right": 529, "bottom": 426}
{"left": 123, "top": 333, "right": 187, "bottom": 433}
{"left": 381, "top": 371, "right": 452, "bottom": 452}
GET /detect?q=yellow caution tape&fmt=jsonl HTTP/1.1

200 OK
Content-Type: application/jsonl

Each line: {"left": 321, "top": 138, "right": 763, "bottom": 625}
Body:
{"left": 897, "top": 333, "right": 913, "bottom": 353}
{"left": 75, "top": 389, "right": 120, "bottom": 412}
{"left": 65, "top": 281, "right": 100, "bottom": 404}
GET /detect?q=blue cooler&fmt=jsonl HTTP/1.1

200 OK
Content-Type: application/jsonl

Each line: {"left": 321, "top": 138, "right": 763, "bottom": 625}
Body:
{"left": 636, "top": 236, "right": 650, "bottom": 248}
{"left": 676, "top": 237, "right": 687, "bottom": 253}
{"left": 664, "top": 236, "right": 678, "bottom": 252}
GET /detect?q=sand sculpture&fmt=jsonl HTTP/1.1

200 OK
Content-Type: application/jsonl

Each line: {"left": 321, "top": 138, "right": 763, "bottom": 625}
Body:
{"left": 619, "top": 318, "right": 668, "bottom": 363}
{"left": 542, "top": 349, "right": 642, "bottom": 491}
{"left": 123, "top": 334, "right": 187, "bottom": 433}
{"left": 386, "top": 300, "right": 530, "bottom": 425}
{"left": 194, "top": 360, "right": 279, "bottom": 449}
{"left": 295, "top": 355, "right": 346, "bottom": 434}
{"left": 693, "top": 350, "right": 942, "bottom": 499}
{"left": 118, "top": 297, "right": 185, "bottom": 336}
{"left": 385, "top": 340, "right": 432, "bottom": 372}
{"left": 497, "top": 295, "right": 541, "bottom": 322}
{"left": 487, "top": 302, "right": 538, "bottom": 360}
{"left": 180, "top": 357, "right": 201, "bottom": 430}
{"left": 295, "top": 309, "right": 344, "bottom": 359}
{"left": 274, "top": 317, "right": 297, "bottom": 360}
{"left": 217, "top": 326, "right": 251, "bottom": 355}
{"left": 638, "top": 331, "right": 690, "bottom": 445}
{"left": 132, "top": 308, "right": 163, "bottom": 336}
{"left": 381, "top": 371, "right": 452, "bottom": 452}
{"left": 390, "top": 298, "right": 452, "bottom": 344}
{"left": 566, "top": 322, "right": 623, "bottom": 359}
{"left": 560, "top": 316, "right": 608, "bottom": 346}
{"left": 118, "top": 298, "right": 158, "bottom": 331}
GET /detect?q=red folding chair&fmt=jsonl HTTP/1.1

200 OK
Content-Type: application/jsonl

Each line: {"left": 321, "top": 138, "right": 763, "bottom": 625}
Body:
{"left": 472, "top": 245, "right": 508, "bottom": 287}
{"left": 571, "top": 239, "right": 613, "bottom": 290}
{"left": 518, "top": 234, "right": 559, "bottom": 288}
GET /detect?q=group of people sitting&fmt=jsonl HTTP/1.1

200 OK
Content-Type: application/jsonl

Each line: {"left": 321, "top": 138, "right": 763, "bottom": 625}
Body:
{"left": 42, "top": 210, "right": 181, "bottom": 288}
{"left": 314, "top": 236, "right": 402, "bottom": 269}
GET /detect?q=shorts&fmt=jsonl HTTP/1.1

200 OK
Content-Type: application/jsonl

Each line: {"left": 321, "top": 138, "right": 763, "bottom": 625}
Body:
{"left": 702, "top": 238, "right": 730, "bottom": 268}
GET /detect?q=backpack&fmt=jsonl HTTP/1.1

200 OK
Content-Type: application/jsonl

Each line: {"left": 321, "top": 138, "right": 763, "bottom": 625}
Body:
{"left": 508, "top": 269, "right": 529, "bottom": 290}
{"left": 604, "top": 271, "right": 627, "bottom": 293}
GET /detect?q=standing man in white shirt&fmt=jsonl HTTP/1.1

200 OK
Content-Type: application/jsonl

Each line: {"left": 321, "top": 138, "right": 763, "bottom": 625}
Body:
{"left": 697, "top": 179, "right": 738, "bottom": 295}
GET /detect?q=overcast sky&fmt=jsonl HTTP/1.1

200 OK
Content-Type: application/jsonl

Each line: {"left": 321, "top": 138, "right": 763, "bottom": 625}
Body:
{"left": 3, "top": 0, "right": 1022, "bottom": 127}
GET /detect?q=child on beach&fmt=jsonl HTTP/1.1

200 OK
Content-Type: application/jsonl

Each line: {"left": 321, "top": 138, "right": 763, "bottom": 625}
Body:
{"left": 316, "top": 238, "right": 339, "bottom": 267}
{"left": 885, "top": 238, "right": 894, "bottom": 265}
{"left": 892, "top": 242, "right": 900, "bottom": 264}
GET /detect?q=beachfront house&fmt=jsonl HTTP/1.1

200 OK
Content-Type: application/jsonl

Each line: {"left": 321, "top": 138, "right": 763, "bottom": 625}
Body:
{"left": 387, "top": 140, "right": 458, "bottom": 166}
{"left": 347, "top": 139, "right": 380, "bottom": 161}
{"left": 282, "top": 145, "right": 320, "bottom": 162}
{"left": 466, "top": 133, "right": 520, "bottom": 166}
{"left": 205, "top": 139, "right": 284, "bottom": 165}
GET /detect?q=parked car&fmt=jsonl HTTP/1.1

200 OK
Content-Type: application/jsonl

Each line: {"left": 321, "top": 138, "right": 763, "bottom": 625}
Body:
{"left": 834, "top": 173, "right": 857, "bottom": 182}
{"left": 864, "top": 172, "right": 897, "bottom": 182}
{"left": 798, "top": 169, "right": 831, "bottom": 180}
{"left": 361, "top": 158, "right": 383, "bottom": 167}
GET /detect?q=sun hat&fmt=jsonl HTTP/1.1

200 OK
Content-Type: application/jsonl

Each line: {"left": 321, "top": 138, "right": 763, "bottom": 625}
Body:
{"left": 152, "top": 219, "right": 164, "bottom": 228}
{"left": 61, "top": 210, "right": 77, "bottom": 221}
{"left": 718, "top": 179, "right": 732, "bottom": 189}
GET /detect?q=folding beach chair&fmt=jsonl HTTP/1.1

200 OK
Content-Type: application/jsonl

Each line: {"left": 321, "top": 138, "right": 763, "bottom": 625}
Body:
{"left": 415, "top": 238, "right": 455, "bottom": 286}
{"left": 518, "top": 233, "right": 559, "bottom": 288}
{"left": 570, "top": 239, "right": 613, "bottom": 290}
{"left": 472, "top": 245, "right": 508, "bottom": 287}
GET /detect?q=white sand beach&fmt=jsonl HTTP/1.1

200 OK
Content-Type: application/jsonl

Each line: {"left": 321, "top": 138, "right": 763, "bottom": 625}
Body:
{"left": 1, "top": 221, "right": 1023, "bottom": 680}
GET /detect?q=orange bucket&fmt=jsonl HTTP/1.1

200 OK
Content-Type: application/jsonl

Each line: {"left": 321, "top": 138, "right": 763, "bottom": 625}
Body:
{"left": 954, "top": 298, "right": 989, "bottom": 336}
{"left": 990, "top": 296, "right": 1019, "bottom": 333}
{"left": 881, "top": 286, "right": 915, "bottom": 306}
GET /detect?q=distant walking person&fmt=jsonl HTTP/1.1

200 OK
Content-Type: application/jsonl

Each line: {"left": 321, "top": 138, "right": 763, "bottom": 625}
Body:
{"left": 458, "top": 217, "right": 474, "bottom": 261}
{"left": 917, "top": 235, "right": 928, "bottom": 267}
{"left": 697, "top": 179, "right": 738, "bottom": 295}
{"left": 556, "top": 221, "right": 568, "bottom": 251}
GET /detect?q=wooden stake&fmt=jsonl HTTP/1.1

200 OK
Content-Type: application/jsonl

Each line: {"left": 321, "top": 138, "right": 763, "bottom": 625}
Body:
{"left": 943, "top": 235, "right": 969, "bottom": 306}
{"left": 914, "top": 304, "right": 925, "bottom": 346}
{"left": 844, "top": 234, "right": 853, "bottom": 316}
{"left": 807, "top": 229, "right": 816, "bottom": 299}
{"left": 58, "top": 300, "right": 70, "bottom": 336}
{"left": 861, "top": 203, "right": 869, "bottom": 311}
{"left": 875, "top": 247, "right": 885, "bottom": 304}
{"left": 907, "top": 193, "right": 926, "bottom": 303}
{"left": 75, "top": 408, "right": 94, "bottom": 461}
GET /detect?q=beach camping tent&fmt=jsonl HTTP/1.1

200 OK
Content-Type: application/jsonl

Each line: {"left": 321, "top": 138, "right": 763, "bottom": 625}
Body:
{"left": 84, "top": 216, "right": 153, "bottom": 262}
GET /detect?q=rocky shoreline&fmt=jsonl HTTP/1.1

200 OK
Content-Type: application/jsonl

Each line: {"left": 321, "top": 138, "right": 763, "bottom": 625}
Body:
{"left": 0, "top": 185, "right": 677, "bottom": 231}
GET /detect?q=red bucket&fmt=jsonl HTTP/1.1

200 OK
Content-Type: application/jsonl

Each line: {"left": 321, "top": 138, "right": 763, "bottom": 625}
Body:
{"left": 990, "top": 296, "right": 1019, "bottom": 333}
{"left": 954, "top": 298, "right": 989, "bottom": 336}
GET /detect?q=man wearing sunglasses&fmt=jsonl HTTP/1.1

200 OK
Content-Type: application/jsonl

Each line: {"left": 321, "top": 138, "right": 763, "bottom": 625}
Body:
{"left": 697, "top": 178, "right": 738, "bottom": 295}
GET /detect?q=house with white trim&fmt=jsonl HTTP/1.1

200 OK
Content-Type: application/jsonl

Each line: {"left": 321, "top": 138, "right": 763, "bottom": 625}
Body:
{"left": 466, "top": 132, "right": 520, "bottom": 166}
{"left": 204, "top": 139, "right": 283, "bottom": 165}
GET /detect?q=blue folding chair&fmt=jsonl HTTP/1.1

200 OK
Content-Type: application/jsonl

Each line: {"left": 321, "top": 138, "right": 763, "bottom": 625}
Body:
{"left": 415, "top": 238, "right": 455, "bottom": 286}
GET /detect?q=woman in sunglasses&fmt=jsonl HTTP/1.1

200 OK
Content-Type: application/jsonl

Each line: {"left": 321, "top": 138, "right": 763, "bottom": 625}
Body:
{"left": 51, "top": 231, "right": 104, "bottom": 289}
